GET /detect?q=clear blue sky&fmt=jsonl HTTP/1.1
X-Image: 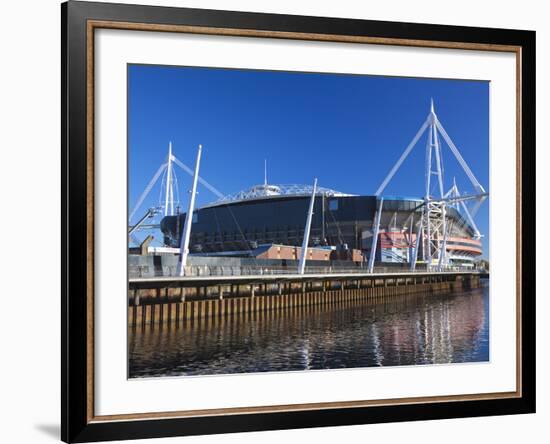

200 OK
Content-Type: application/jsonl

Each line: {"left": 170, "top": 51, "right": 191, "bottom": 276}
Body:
{"left": 128, "top": 64, "right": 489, "bottom": 257}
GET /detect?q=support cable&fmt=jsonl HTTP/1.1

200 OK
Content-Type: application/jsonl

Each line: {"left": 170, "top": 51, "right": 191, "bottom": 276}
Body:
{"left": 435, "top": 119, "right": 485, "bottom": 193}
{"left": 172, "top": 156, "right": 225, "bottom": 199}
{"left": 375, "top": 119, "right": 430, "bottom": 196}
{"left": 129, "top": 162, "right": 167, "bottom": 222}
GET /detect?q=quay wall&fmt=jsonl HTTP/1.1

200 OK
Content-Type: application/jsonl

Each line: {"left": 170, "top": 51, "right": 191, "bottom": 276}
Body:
{"left": 128, "top": 274, "right": 482, "bottom": 327}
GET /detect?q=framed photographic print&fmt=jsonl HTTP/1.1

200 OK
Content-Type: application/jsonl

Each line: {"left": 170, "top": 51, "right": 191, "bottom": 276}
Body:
{"left": 61, "top": 1, "right": 536, "bottom": 442}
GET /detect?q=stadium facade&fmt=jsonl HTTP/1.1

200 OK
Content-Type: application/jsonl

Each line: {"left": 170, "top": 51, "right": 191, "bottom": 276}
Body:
{"left": 160, "top": 183, "right": 482, "bottom": 266}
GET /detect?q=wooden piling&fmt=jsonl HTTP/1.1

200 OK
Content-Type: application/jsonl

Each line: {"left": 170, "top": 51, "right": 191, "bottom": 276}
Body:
{"left": 128, "top": 273, "right": 483, "bottom": 327}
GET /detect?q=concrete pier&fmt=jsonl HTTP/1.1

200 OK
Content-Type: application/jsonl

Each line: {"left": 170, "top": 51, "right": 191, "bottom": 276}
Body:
{"left": 128, "top": 271, "right": 484, "bottom": 327}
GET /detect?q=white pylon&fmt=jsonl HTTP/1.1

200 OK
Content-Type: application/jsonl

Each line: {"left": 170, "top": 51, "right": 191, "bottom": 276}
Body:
{"left": 164, "top": 142, "right": 175, "bottom": 216}
{"left": 375, "top": 99, "right": 487, "bottom": 271}
{"left": 177, "top": 144, "right": 202, "bottom": 276}
{"left": 368, "top": 197, "right": 384, "bottom": 273}
{"left": 128, "top": 143, "right": 224, "bottom": 229}
{"left": 376, "top": 99, "right": 485, "bottom": 196}
{"left": 424, "top": 100, "right": 447, "bottom": 270}
{"left": 410, "top": 216, "right": 423, "bottom": 271}
{"left": 445, "top": 178, "right": 482, "bottom": 240}
{"left": 298, "top": 178, "right": 318, "bottom": 275}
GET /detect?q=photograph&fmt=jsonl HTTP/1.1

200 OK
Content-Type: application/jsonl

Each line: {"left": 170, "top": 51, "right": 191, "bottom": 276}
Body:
{"left": 55, "top": 1, "right": 536, "bottom": 441}
{"left": 127, "top": 64, "right": 490, "bottom": 378}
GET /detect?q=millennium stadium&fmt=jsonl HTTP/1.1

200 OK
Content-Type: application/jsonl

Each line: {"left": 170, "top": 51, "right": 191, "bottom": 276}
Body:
{"left": 159, "top": 183, "right": 482, "bottom": 266}
{"left": 130, "top": 102, "right": 487, "bottom": 272}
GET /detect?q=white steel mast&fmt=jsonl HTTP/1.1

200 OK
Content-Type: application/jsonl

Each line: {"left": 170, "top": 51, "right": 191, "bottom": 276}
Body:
{"left": 367, "top": 198, "right": 384, "bottom": 273}
{"left": 164, "top": 142, "right": 174, "bottom": 216}
{"left": 128, "top": 142, "right": 224, "bottom": 235}
{"left": 177, "top": 144, "right": 202, "bottom": 276}
{"left": 374, "top": 99, "right": 487, "bottom": 271}
{"left": 298, "top": 178, "right": 318, "bottom": 275}
{"left": 410, "top": 217, "right": 423, "bottom": 271}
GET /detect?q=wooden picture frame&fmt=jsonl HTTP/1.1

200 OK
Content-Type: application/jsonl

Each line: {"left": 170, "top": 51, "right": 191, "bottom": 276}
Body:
{"left": 62, "top": 1, "right": 535, "bottom": 442}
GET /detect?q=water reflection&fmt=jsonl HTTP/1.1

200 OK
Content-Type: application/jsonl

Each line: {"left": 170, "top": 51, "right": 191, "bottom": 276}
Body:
{"left": 128, "top": 285, "right": 489, "bottom": 378}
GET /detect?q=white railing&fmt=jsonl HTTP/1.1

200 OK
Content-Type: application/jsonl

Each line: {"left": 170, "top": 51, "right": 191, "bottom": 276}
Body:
{"left": 128, "top": 264, "right": 484, "bottom": 279}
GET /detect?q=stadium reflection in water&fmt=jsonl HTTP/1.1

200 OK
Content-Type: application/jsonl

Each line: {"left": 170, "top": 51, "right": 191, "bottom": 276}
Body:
{"left": 128, "top": 284, "right": 489, "bottom": 378}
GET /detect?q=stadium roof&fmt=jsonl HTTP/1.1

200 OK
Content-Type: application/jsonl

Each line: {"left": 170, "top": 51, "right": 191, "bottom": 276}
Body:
{"left": 202, "top": 183, "right": 355, "bottom": 208}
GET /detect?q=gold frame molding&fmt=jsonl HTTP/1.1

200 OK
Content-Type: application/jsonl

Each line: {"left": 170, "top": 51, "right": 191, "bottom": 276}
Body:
{"left": 85, "top": 19, "right": 523, "bottom": 424}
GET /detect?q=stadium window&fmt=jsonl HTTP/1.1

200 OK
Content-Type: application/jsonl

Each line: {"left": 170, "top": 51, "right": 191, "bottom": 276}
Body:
{"left": 329, "top": 199, "right": 338, "bottom": 211}
{"left": 192, "top": 212, "right": 198, "bottom": 223}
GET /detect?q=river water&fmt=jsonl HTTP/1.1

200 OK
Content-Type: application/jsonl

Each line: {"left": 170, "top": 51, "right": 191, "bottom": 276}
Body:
{"left": 128, "top": 284, "right": 489, "bottom": 378}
